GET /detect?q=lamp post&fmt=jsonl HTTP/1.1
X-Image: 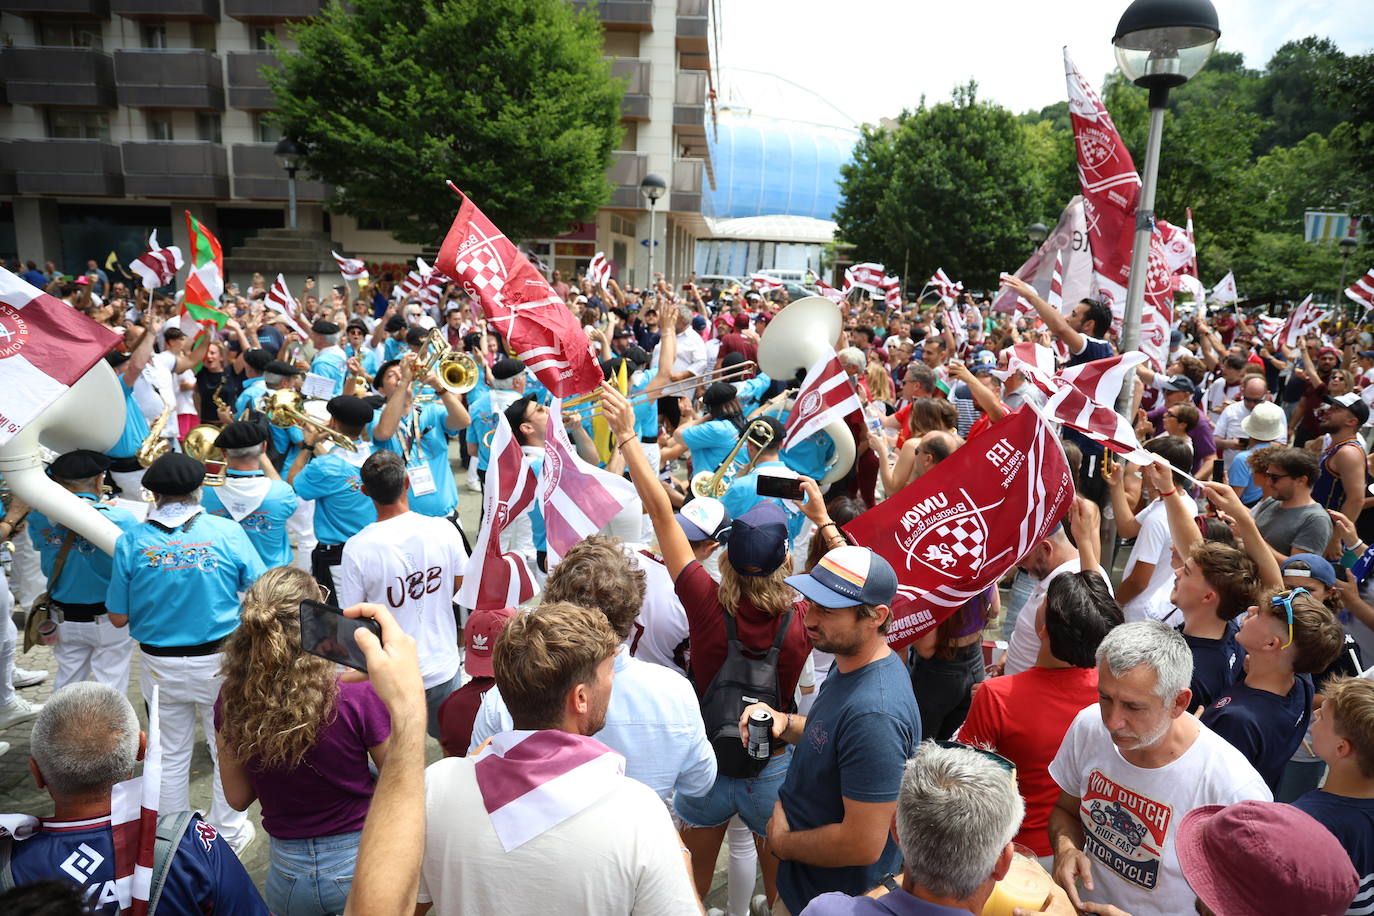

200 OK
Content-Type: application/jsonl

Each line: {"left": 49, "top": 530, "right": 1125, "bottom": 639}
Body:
{"left": 1027, "top": 221, "right": 1048, "bottom": 253}
{"left": 274, "top": 136, "right": 304, "bottom": 229}
{"left": 640, "top": 173, "right": 666, "bottom": 289}
{"left": 1339, "top": 235, "right": 1358, "bottom": 314}
{"left": 1112, "top": 0, "right": 1219, "bottom": 413}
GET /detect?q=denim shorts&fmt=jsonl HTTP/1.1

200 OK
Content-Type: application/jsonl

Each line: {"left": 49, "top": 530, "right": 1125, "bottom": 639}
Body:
{"left": 265, "top": 830, "right": 362, "bottom": 916}
{"left": 673, "top": 746, "right": 792, "bottom": 837}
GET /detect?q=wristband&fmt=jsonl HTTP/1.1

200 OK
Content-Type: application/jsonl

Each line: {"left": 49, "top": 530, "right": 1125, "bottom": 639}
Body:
{"left": 616, "top": 436, "right": 636, "bottom": 451}
{"left": 1157, "top": 487, "right": 1177, "bottom": 498}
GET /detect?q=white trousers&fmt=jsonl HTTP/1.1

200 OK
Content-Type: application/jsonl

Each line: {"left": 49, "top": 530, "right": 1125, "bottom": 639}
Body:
{"left": 287, "top": 499, "right": 316, "bottom": 572}
{"left": 0, "top": 569, "right": 15, "bottom": 707}
{"left": 54, "top": 616, "right": 135, "bottom": 693}
{"left": 139, "top": 651, "right": 249, "bottom": 845}
{"left": 109, "top": 468, "right": 146, "bottom": 502}
{"left": 10, "top": 532, "right": 45, "bottom": 610}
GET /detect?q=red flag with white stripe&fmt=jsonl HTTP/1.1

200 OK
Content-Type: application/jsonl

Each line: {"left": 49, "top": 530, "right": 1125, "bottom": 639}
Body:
{"left": 587, "top": 252, "right": 612, "bottom": 289}
{"left": 456, "top": 413, "right": 539, "bottom": 610}
{"left": 1345, "top": 268, "right": 1374, "bottom": 312}
{"left": 995, "top": 341, "right": 1057, "bottom": 395}
{"left": 845, "top": 263, "right": 887, "bottom": 295}
{"left": 1057, "top": 351, "right": 1147, "bottom": 405}
{"left": 1043, "top": 383, "right": 1154, "bottom": 464}
{"left": 750, "top": 274, "right": 784, "bottom": 293}
{"left": 539, "top": 398, "right": 638, "bottom": 556}
{"left": 437, "top": 185, "right": 601, "bottom": 397}
{"left": 1280, "top": 294, "right": 1327, "bottom": 350}
{"left": 783, "top": 347, "right": 862, "bottom": 451}
{"left": 929, "top": 268, "right": 963, "bottom": 306}
{"left": 0, "top": 268, "right": 121, "bottom": 448}
{"left": 1183, "top": 208, "right": 1200, "bottom": 279}
{"left": 414, "top": 258, "right": 450, "bottom": 307}
{"left": 814, "top": 277, "right": 845, "bottom": 304}
{"left": 109, "top": 685, "right": 162, "bottom": 914}
{"left": 266, "top": 274, "right": 309, "bottom": 338}
{"left": 881, "top": 273, "right": 903, "bottom": 308}
{"left": 130, "top": 230, "right": 183, "bottom": 291}
{"left": 843, "top": 407, "right": 1074, "bottom": 648}
{"left": 332, "top": 250, "right": 369, "bottom": 282}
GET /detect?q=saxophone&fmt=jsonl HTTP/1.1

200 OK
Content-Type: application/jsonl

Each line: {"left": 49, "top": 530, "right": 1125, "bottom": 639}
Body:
{"left": 137, "top": 404, "right": 173, "bottom": 468}
{"left": 212, "top": 379, "right": 229, "bottom": 420}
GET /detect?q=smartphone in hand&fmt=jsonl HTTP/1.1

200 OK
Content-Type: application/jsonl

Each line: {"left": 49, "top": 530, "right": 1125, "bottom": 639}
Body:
{"left": 756, "top": 473, "right": 803, "bottom": 500}
{"left": 299, "top": 600, "right": 381, "bottom": 672}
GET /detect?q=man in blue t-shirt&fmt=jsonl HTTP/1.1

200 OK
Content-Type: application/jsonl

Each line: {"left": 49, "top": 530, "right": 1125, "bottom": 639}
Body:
{"left": 745, "top": 536, "right": 919, "bottom": 914}
{"left": 9, "top": 682, "right": 267, "bottom": 913}
{"left": 200, "top": 422, "right": 298, "bottom": 569}
{"left": 371, "top": 352, "right": 470, "bottom": 526}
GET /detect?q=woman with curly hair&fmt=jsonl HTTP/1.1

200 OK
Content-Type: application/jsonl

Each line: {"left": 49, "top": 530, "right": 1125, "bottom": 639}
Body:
{"left": 214, "top": 566, "right": 390, "bottom": 916}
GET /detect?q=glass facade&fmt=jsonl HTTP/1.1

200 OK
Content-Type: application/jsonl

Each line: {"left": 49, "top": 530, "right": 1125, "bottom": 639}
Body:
{"left": 703, "top": 110, "right": 858, "bottom": 221}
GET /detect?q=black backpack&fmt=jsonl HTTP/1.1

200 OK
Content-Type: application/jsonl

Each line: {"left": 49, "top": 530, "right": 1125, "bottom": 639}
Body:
{"left": 699, "top": 608, "right": 792, "bottom": 779}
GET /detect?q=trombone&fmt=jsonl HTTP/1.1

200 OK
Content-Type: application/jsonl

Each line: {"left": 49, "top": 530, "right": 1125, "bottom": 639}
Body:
{"left": 561, "top": 361, "right": 758, "bottom": 421}
{"left": 689, "top": 418, "right": 775, "bottom": 499}
{"left": 260, "top": 389, "right": 358, "bottom": 452}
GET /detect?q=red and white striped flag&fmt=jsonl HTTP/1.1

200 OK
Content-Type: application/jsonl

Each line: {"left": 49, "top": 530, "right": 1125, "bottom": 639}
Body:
{"left": 332, "top": 250, "right": 369, "bottom": 282}
{"left": 109, "top": 685, "right": 162, "bottom": 914}
{"left": 1183, "top": 208, "right": 1200, "bottom": 279}
{"left": 587, "top": 252, "right": 612, "bottom": 289}
{"left": 472, "top": 729, "right": 624, "bottom": 852}
{"left": 1057, "top": 351, "right": 1147, "bottom": 406}
{"left": 456, "top": 413, "right": 540, "bottom": 610}
{"left": 783, "top": 347, "right": 862, "bottom": 451}
{"left": 995, "top": 341, "right": 1057, "bottom": 395}
{"left": 881, "top": 273, "right": 902, "bottom": 308}
{"left": 1043, "top": 383, "right": 1155, "bottom": 465}
{"left": 929, "top": 268, "right": 963, "bottom": 306}
{"left": 0, "top": 267, "right": 121, "bottom": 448}
{"left": 414, "top": 258, "right": 450, "bottom": 307}
{"left": 1280, "top": 294, "right": 1327, "bottom": 350}
{"left": 266, "top": 274, "right": 309, "bottom": 338}
{"left": 437, "top": 184, "right": 601, "bottom": 397}
{"left": 1345, "top": 267, "right": 1374, "bottom": 312}
{"left": 845, "top": 263, "right": 887, "bottom": 295}
{"left": 750, "top": 273, "right": 784, "bottom": 293}
{"left": 129, "top": 230, "right": 182, "bottom": 291}
{"left": 814, "top": 277, "right": 845, "bottom": 304}
{"left": 397, "top": 267, "right": 426, "bottom": 301}
{"left": 1046, "top": 250, "right": 1065, "bottom": 311}
{"left": 539, "top": 398, "right": 638, "bottom": 556}
{"left": 1257, "top": 314, "right": 1286, "bottom": 344}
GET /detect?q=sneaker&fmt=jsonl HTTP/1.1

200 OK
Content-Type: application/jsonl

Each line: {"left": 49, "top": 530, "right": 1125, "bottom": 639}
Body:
{"left": 0, "top": 740, "right": 9, "bottom": 758}
{"left": 706, "top": 909, "right": 726, "bottom": 916}
{"left": 12, "top": 666, "right": 47, "bottom": 688}
{"left": 750, "top": 895, "right": 771, "bottom": 916}
{"left": 0, "top": 696, "right": 42, "bottom": 731}
{"left": 464, "top": 472, "right": 481, "bottom": 493}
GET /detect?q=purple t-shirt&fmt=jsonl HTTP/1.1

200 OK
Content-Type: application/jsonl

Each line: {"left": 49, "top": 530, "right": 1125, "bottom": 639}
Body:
{"left": 1148, "top": 404, "right": 1217, "bottom": 473}
{"left": 214, "top": 679, "right": 391, "bottom": 839}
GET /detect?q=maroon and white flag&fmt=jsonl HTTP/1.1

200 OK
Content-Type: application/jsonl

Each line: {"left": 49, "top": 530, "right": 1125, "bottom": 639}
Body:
{"left": 1256, "top": 314, "right": 1286, "bottom": 344}
{"left": 413, "top": 258, "right": 450, "bottom": 307}
{"left": 992, "top": 197, "right": 1093, "bottom": 318}
{"left": 881, "top": 273, "right": 903, "bottom": 308}
{"left": 437, "top": 185, "right": 601, "bottom": 397}
{"left": 0, "top": 268, "right": 121, "bottom": 447}
{"left": 130, "top": 230, "right": 183, "bottom": 291}
{"left": 844, "top": 262, "right": 887, "bottom": 295}
{"left": 994, "top": 341, "right": 1057, "bottom": 395}
{"left": 929, "top": 268, "right": 963, "bottom": 306}
{"left": 1344, "top": 268, "right": 1374, "bottom": 312}
{"left": 456, "top": 413, "right": 539, "bottom": 610}
{"left": 1209, "top": 271, "right": 1238, "bottom": 305}
{"left": 331, "top": 250, "right": 369, "bottom": 282}
{"left": 783, "top": 347, "right": 862, "bottom": 452}
{"left": 1057, "top": 351, "right": 1147, "bottom": 405}
{"left": 539, "top": 398, "right": 637, "bottom": 556}
{"left": 587, "top": 252, "right": 612, "bottom": 289}
{"left": 108, "top": 685, "right": 163, "bottom": 914}
{"left": 749, "top": 274, "right": 784, "bottom": 294}
{"left": 844, "top": 407, "right": 1073, "bottom": 648}
{"left": 1183, "top": 208, "right": 1200, "bottom": 279}
{"left": 397, "top": 266, "right": 427, "bottom": 301}
{"left": 1043, "top": 382, "right": 1155, "bottom": 465}
{"left": 1279, "top": 294, "right": 1327, "bottom": 350}
{"left": 266, "top": 274, "right": 309, "bottom": 338}
{"left": 814, "top": 277, "right": 846, "bottom": 304}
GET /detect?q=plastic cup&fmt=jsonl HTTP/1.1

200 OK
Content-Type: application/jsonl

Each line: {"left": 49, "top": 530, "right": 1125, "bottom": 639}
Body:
{"left": 982, "top": 845, "right": 1053, "bottom": 916}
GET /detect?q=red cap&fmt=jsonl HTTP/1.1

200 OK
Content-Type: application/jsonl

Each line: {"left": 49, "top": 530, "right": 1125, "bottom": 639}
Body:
{"left": 464, "top": 606, "right": 516, "bottom": 678}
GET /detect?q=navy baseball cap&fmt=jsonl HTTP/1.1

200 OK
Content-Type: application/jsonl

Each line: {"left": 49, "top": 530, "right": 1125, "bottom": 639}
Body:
{"left": 675, "top": 497, "right": 731, "bottom": 543}
{"left": 1159, "top": 375, "right": 1197, "bottom": 394}
{"left": 787, "top": 545, "right": 899, "bottom": 608}
{"left": 726, "top": 503, "right": 788, "bottom": 577}
{"left": 1282, "top": 553, "right": 1337, "bottom": 588}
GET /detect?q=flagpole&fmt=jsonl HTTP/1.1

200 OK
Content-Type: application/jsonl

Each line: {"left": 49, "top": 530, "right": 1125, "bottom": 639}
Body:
{"left": 1116, "top": 101, "right": 1165, "bottom": 416}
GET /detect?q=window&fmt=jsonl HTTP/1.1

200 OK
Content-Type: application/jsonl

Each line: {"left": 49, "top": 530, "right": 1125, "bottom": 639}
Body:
{"left": 190, "top": 23, "right": 216, "bottom": 52}
{"left": 252, "top": 27, "right": 276, "bottom": 51}
{"left": 36, "top": 20, "right": 102, "bottom": 48}
{"left": 195, "top": 112, "right": 222, "bottom": 144}
{"left": 147, "top": 111, "right": 174, "bottom": 141}
{"left": 254, "top": 115, "right": 281, "bottom": 144}
{"left": 47, "top": 110, "right": 110, "bottom": 141}
{"left": 141, "top": 24, "right": 166, "bottom": 49}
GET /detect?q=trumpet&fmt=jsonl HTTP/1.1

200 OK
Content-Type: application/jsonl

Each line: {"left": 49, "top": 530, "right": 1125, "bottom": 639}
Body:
{"left": 561, "top": 361, "right": 758, "bottom": 421}
{"left": 137, "top": 404, "right": 173, "bottom": 468}
{"left": 690, "top": 419, "right": 776, "bottom": 499}
{"left": 415, "top": 329, "right": 479, "bottom": 395}
{"left": 260, "top": 389, "right": 358, "bottom": 452}
{"left": 183, "top": 425, "right": 226, "bottom": 486}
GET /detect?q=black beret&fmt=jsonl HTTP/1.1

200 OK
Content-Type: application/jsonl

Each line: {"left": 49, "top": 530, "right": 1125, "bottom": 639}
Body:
{"left": 703, "top": 381, "right": 738, "bottom": 407}
{"left": 346, "top": 319, "right": 369, "bottom": 333}
{"left": 492, "top": 357, "right": 525, "bottom": 381}
{"left": 106, "top": 351, "right": 131, "bottom": 368}
{"left": 48, "top": 449, "right": 110, "bottom": 480}
{"left": 142, "top": 452, "right": 205, "bottom": 496}
{"left": 213, "top": 421, "right": 267, "bottom": 450}
{"left": 405, "top": 327, "right": 428, "bottom": 346}
{"left": 311, "top": 320, "right": 340, "bottom": 335}
{"left": 755, "top": 415, "right": 786, "bottom": 442}
{"left": 244, "top": 349, "right": 273, "bottom": 372}
{"left": 623, "top": 345, "right": 650, "bottom": 367}
{"left": 265, "top": 359, "right": 304, "bottom": 376}
{"left": 362, "top": 394, "right": 387, "bottom": 410}
{"left": 326, "top": 395, "right": 373, "bottom": 427}
{"left": 385, "top": 316, "right": 407, "bottom": 332}
{"left": 721, "top": 351, "right": 747, "bottom": 369}
{"left": 503, "top": 396, "right": 535, "bottom": 431}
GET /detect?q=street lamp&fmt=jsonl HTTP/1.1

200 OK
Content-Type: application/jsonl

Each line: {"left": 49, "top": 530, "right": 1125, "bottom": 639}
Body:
{"left": 274, "top": 136, "right": 304, "bottom": 229}
{"left": 640, "top": 172, "right": 666, "bottom": 289}
{"left": 1112, "top": 0, "right": 1219, "bottom": 412}
{"left": 1339, "top": 235, "right": 1358, "bottom": 312}
{"left": 1027, "top": 221, "right": 1048, "bottom": 252}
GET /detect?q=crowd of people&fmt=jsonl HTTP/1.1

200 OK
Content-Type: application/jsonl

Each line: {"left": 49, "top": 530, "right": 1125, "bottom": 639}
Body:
{"left": 0, "top": 255, "right": 1371, "bottom": 916}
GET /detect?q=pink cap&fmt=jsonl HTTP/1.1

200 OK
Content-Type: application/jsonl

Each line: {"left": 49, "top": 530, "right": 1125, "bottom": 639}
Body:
{"left": 464, "top": 606, "right": 517, "bottom": 678}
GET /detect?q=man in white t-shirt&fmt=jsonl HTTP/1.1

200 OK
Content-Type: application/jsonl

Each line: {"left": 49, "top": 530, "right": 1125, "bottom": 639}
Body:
{"left": 1048, "top": 621, "right": 1270, "bottom": 916}
{"left": 416, "top": 603, "right": 700, "bottom": 915}
{"left": 1213, "top": 376, "right": 1277, "bottom": 471}
{"left": 338, "top": 450, "right": 467, "bottom": 737}
{"left": 1113, "top": 436, "right": 1193, "bottom": 623}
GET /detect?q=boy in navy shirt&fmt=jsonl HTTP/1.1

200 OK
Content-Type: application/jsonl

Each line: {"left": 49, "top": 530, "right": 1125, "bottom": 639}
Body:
{"left": 1295, "top": 675, "right": 1374, "bottom": 914}
{"left": 1202, "top": 586, "right": 1344, "bottom": 790}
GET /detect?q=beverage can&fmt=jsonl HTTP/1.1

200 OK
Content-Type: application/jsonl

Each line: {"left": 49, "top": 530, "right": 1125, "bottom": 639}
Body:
{"left": 747, "top": 709, "right": 773, "bottom": 760}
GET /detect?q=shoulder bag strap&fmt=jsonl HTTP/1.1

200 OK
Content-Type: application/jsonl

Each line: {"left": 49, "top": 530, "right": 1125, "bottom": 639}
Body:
{"left": 47, "top": 530, "right": 78, "bottom": 594}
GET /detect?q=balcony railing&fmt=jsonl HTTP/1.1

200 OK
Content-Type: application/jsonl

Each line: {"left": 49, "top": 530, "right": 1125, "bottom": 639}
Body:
{"left": 224, "top": 0, "right": 322, "bottom": 21}
{"left": 231, "top": 143, "right": 327, "bottom": 200}
{"left": 676, "top": 0, "right": 708, "bottom": 55}
{"left": 0, "top": 46, "right": 117, "bottom": 108}
{"left": 670, "top": 158, "right": 702, "bottom": 212}
{"left": 571, "top": 0, "right": 652, "bottom": 31}
{"left": 9, "top": 139, "right": 123, "bottom": 196}
{"left": 110, "top": 0, "right": 218, "bottom": 20}
{"left": 611, "top": 58, "right": 650, "bottom": 121}
{"left": 0, "top": 0, "right": 108, "bottom": 15}
{"left": 608, "top": 150, "right": 647, "bottom": 208}
{"left": 227, "top": 50, "right": 279, "bottom": 109}
{"left": 114, "top": 48, "right": 224, "bottom": 108}
{"left": 122, "top": 140, "right": 229, "bottom": 198}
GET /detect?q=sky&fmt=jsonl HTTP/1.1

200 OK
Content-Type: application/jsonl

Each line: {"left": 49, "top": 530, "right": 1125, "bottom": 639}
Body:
{"left": 713, "top": 0, "right": 1373, "bottom": 128}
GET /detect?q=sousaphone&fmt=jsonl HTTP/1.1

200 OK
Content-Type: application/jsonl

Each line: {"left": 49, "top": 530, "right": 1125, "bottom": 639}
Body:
{"left": 756, "top": 297, "right": 855, "bottom": 486}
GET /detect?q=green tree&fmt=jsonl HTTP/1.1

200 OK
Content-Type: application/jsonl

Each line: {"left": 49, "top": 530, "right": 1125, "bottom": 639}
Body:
{"left": 834, "top": 83, "right": 1049, "bottom": 288}
{"left": 267, "top": 0, "right": 623, "bottom": 246}
{"left": 1254, "top": 38, "right": 1347, "bottom": 153}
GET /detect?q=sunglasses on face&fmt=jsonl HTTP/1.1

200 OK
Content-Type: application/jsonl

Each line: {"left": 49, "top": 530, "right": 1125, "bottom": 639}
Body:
{"left": 1259, "top": 471, "right": 1290, "bottom": 482}
{"left": 1271, "top": 586, "right": 1310, "bottom": 650}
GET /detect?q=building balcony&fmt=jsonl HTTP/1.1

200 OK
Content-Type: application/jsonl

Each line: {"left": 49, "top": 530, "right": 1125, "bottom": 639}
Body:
{"left": 0, "top": 0, "right": 108, "bottom": 16}
{"left": 676, "top": 0, "right": 709, "bottom": 60}
{"left": 122, "top": 141, "right": 229, "bottom": 198}
{"left": 9, "top": 139, "right": 123, "bottom": 196}
{"left": 231, "top": 143, "right": 327, "bottom": 201}
{"left": 224, "top": 0, "right": 322, "bottom": 21}
{"left": 608, "top": 150, "right": 647, "bottom": 208}
{"left": 227, "top": 51, "right": 279, "bottom": 109}
{"left": 0, "top": 46, "right": 118, "bottom": 108}
{"left": 114, "top": 48, "right": 224, "bottom": 109}
{"left": 110, "top": 0, "right": 218, "bottom": 20}
{"left": 611, "top": 58, "right": 650, "bottom": 121}
{"left": 670, "top": 158, "right": 702, "bottom": 213}
{"left": 571, "top": 0, "right": 652, "bottom": 31}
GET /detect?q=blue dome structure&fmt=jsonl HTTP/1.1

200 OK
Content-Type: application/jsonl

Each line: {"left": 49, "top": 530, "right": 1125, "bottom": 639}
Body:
{"left": 704, "top": 109, "right": 859, "bottom": 221}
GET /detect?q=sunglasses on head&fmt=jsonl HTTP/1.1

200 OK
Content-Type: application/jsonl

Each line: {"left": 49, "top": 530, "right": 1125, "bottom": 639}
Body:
{"left": 936, "top": 741, "right": 1016, "bottom": 778}
{"left": 1270, "top": 586, "right": 1310, "bottom": 650}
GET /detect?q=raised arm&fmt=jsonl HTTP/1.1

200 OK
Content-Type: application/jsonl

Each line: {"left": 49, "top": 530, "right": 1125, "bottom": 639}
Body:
{"left": 1000, "top": 274, "right": 1083, "bottom": 356}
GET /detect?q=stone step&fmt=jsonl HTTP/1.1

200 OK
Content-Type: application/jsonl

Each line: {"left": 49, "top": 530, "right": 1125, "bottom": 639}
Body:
{"left": 255, "top": 227, "right": 334, "bottom": 242}
{"left": 223, "top": 257, "right": 335, "bottom": 278}
{"left": 228, "top": 242, "right": 325, "bottom": 259}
